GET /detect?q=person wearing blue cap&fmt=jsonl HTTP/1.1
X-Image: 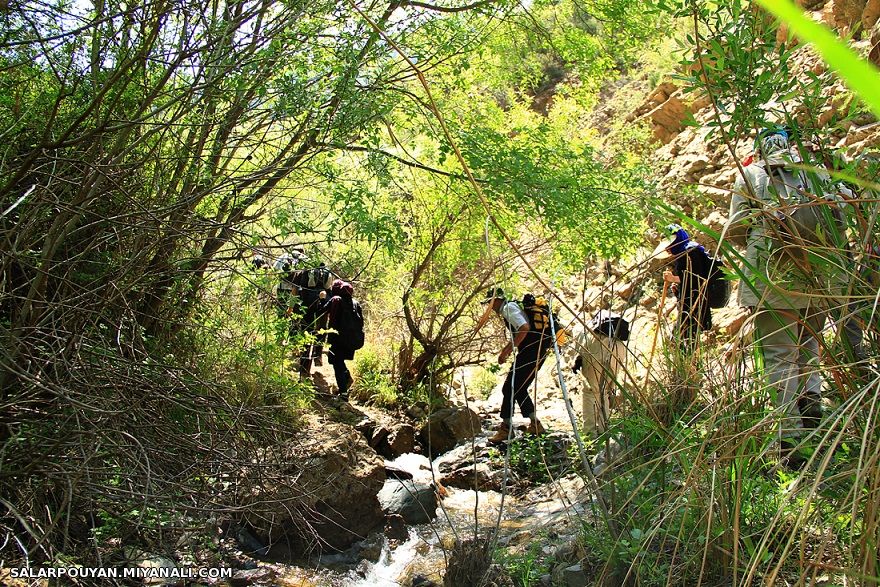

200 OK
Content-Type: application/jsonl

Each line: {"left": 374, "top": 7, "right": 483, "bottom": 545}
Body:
{"left": 652, "top": 224, "right": 713, "bottom": 347}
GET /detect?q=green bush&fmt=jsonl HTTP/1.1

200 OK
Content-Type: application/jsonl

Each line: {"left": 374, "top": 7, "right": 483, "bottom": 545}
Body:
{"left": 351, "top": 348, "right": 399, "bottom": 407}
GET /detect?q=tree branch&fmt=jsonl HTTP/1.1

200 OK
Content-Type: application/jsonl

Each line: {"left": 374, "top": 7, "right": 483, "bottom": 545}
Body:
{"left": 315, "top": 141, "right": 484, "bottom": 182}
{"left": 401, "top": 0, "right": 496, "bottom": 13}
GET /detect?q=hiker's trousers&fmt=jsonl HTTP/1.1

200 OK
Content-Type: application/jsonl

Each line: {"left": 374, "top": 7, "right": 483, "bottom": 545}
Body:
{"left": 576, "top": 332, "right": 626, "bottom": 435}
{"left": 500, "top": 334, "right": 549, "bottom": 422}
{"left": 753, "top": 305, "right": 825, "bottom": 441}
{"left": 328, "top": 350, "right": 351, "bottom": 396}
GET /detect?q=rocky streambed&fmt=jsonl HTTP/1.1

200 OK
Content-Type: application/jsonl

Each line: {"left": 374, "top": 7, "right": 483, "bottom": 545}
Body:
{"left": 217, "top": 424, "right": 597, "bottom": 587}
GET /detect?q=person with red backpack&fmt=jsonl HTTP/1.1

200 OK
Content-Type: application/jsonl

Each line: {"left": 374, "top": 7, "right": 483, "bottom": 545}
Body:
{"left": 323, "top": 279, "right": 365, "bottom": 400}
{"left": 476, "top": 287, "right": 549, "bottom": 443}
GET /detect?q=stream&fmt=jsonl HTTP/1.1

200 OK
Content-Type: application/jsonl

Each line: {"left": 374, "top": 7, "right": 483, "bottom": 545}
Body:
{"left": 267, "top": 450, "right": 590, "bottom": 587}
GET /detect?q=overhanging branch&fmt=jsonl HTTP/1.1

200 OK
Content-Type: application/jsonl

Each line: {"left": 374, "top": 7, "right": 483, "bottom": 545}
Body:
{"left": 315, "top": 141, "right": 486, "bottom": 182}
{"left": 401, "top": 0, "right": 496, "bottom": 13}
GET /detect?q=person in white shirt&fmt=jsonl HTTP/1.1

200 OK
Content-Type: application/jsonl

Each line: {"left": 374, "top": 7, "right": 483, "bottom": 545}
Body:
{"left": 476, "top": 287, "right": 549, "bottom": 443}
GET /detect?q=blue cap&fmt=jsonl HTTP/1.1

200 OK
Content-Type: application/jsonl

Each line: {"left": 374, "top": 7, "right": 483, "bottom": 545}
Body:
{"left": 664, "top": 224, "right": 691, "bottom": 255}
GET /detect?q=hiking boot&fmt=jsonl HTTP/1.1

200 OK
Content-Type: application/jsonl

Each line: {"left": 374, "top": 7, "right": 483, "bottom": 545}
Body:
{"left": 488, "top": 423, "right": 511, "bottom": 444}
{"left": 780, "top": 440, "right": 808, "bottom": 471}
{"left": 525, "top": 419, "right": 547, "bottom": 436}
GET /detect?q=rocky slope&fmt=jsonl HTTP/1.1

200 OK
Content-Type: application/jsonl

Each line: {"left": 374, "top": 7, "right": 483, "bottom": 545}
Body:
{"left": 629, "top": 0, "right": 880, "bottom": 228}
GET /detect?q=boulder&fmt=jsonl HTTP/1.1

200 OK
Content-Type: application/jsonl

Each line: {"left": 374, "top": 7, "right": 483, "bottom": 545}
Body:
{"left": 866, "top": 0, "right": 880, "bottom": 28}
{"left": 357, "top": 532, "right": 385, "bottom": 563}
{"left": 823, "top": 0, "right": 867, "bottom": 35}
{"left": 238, "top": 421, "right": 385, "bottom": 552}
{"left": 434, "top": 437, "right": 507, "bottom": 491}
{"left": 384, "top": 513, "right": 409, "bottom": 541}
{"left": 562, "top": 564, "right": 589, "bottom": 587}
{"left": 628, "top": 82, "right": 698, "bottom": 144}
{"left": 368, "top": 422, "right": 417, "bottom": 458}
{"left": 118, "top": 550, "right": 178, "bottom": 586}
{"left": 841, "top": 121, "right": 880, "bottom": 152}
{"left": 697, "top": 210, "right": 728, "bottom": 240}
{"left": 419, "top": 406, "right": 481, "bottom": 456}
{"left": 713, "top": 306, "right": 750, "bottom": 337}
{"left": 229, "top": 567, "right": 277, "bottom": 587}
{"left": 615, "top": 281, "right": 635, "bottom": 301}
{"left": 388, "top": 423, "right": 417, "bottom": 456}
{"left": 871, "top": 21, "right": 880, "bottom": 65}
{"left": 378, "top": 479, "right": 438, "bottom": 524}
{"left": 411, "top": 575, "right": 441, "bottom": 587}
{"left": 439, "top": 461, "right": 504, "bottom": 492}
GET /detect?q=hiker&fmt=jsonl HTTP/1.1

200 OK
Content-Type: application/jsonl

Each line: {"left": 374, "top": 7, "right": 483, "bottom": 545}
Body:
{"left": 274, "top": 250, "right": 304, "bottom": 319}
{"left": 652, "top": 224, "right": 714, "bottom": 348}
{"left": 476, "top": 287, "right": 549, "bottom": 443}
{"left": 251, "top": 253, "right": 269, "bottom": 270}
{"left": 572, "top": 310, "right": 628, "bottom": 435}
{"left": 323, "top": 279, "right": 365, "bottom": 400}
{"left": 292, "top": 260, "right": 333, "bottom": 375}
{"left": 725, "top": 126, "right": 844, "bottom": 467}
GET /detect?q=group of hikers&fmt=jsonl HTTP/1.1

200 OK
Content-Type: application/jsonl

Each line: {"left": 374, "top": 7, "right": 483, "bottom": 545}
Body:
{"left": 253, "top": 248, "right": 364, "bottom": 400}
{"left": 476, "top": 126, "right": 878, "bottom": 468}
{"left": 253, "top": 125, "right": 876, "bottom": 469}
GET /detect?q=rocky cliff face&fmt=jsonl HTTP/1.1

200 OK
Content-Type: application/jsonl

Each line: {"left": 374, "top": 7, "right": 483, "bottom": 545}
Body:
{"left": 627, "top": 0, "right": 880, "bottom": 231}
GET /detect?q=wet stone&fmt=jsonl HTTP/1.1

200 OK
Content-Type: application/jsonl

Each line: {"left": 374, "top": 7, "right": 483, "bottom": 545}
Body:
{"left": 384, "top": 513, "right": 408, "bottom": 542}
{"left": 563, "top": 563, "right": 589, "bottom": 587}
{"left": 378, "top": 479, "right": 438, "bottom": 524}
{"left": 229, "top": 567, "right": 276, "bottom": 587}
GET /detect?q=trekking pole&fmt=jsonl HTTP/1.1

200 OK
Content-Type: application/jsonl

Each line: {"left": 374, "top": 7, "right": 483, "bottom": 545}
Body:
{"left": 646, "top": 280, "right": 670, "bottom": 384}
{"left": 547, "top": 298, "right": 618, "bottom": 538}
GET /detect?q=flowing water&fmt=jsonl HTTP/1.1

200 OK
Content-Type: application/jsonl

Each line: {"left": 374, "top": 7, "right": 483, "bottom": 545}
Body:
{"left": 276, "top": 451, "right": 587, "bottom": 586}
{"left": 275, "top": 452, "right": 510, "bottom": 586}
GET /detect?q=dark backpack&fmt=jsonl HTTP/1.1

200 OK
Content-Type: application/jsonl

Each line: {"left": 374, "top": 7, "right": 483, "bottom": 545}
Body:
{"left": 307, "top": 266, "right": 331, "bottom": 289}
{"left": 704, "top": 253, "right": 730, "bottom": 309}
{"left": 337, "top": 297, "right": 365, "bottom": 350}
{"left": 591, "top": 312, "right": 630, "bottom": 342}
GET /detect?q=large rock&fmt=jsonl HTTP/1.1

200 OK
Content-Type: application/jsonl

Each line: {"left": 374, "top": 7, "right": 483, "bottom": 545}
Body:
{"left": 823, "top": 0, "right": 867, "bottom": 35}
{"left": 628, "top": 81, "right": 709, "bottom": 144}
{"left": 872, "top": 20, "right": 880, "bottom": 65}
{"left": 562, "top": 564, "right": 589, "bottom": 587}
{"left": 419, "top": 406, "right": 481, "bottom": 456}
{"left": 713, "top": 306, "right": 750, "bottom": 337}
{"left": 435, "top": 439, "right": 506, "bottom": 491}
{"left": 378, "top": 479, "right": 438, "bottom": 524}
{"left": 866, "top": 0, "right": 880, "bottom": 28}
{"left": 440, "top": 460, "right": 504, "bottom": 492}
{"left": 238, "top": 421, "right": 385, "bottom": 552}
{"left": 388, "top": 424, "right": 417, "bottom": 455}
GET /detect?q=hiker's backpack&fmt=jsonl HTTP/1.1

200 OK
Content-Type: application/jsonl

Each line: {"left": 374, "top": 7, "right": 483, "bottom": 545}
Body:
{"left": 705, "top": 254, "right": 730, "bottom": 309}
{"left": 276, "top": 274, "right": 298, "bottom": 316}
{"left": 337, "top": 297, "right": 365, "bottom": 350}
{"left": 590, "top": 311, "right": 630, "bottom": 342}
{"left": 307, "top": 265, "right": 331, "bottom": 289}
{"left": 756, "top": 164, "right": 845, "bottom": 250}
{"left": 520, "top": 293, "right": 569, "bottom": 346}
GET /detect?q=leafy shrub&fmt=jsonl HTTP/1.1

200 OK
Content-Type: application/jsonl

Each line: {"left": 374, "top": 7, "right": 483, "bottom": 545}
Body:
{"left": 351, "top": 348, "right": 399, "bottom": 407}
